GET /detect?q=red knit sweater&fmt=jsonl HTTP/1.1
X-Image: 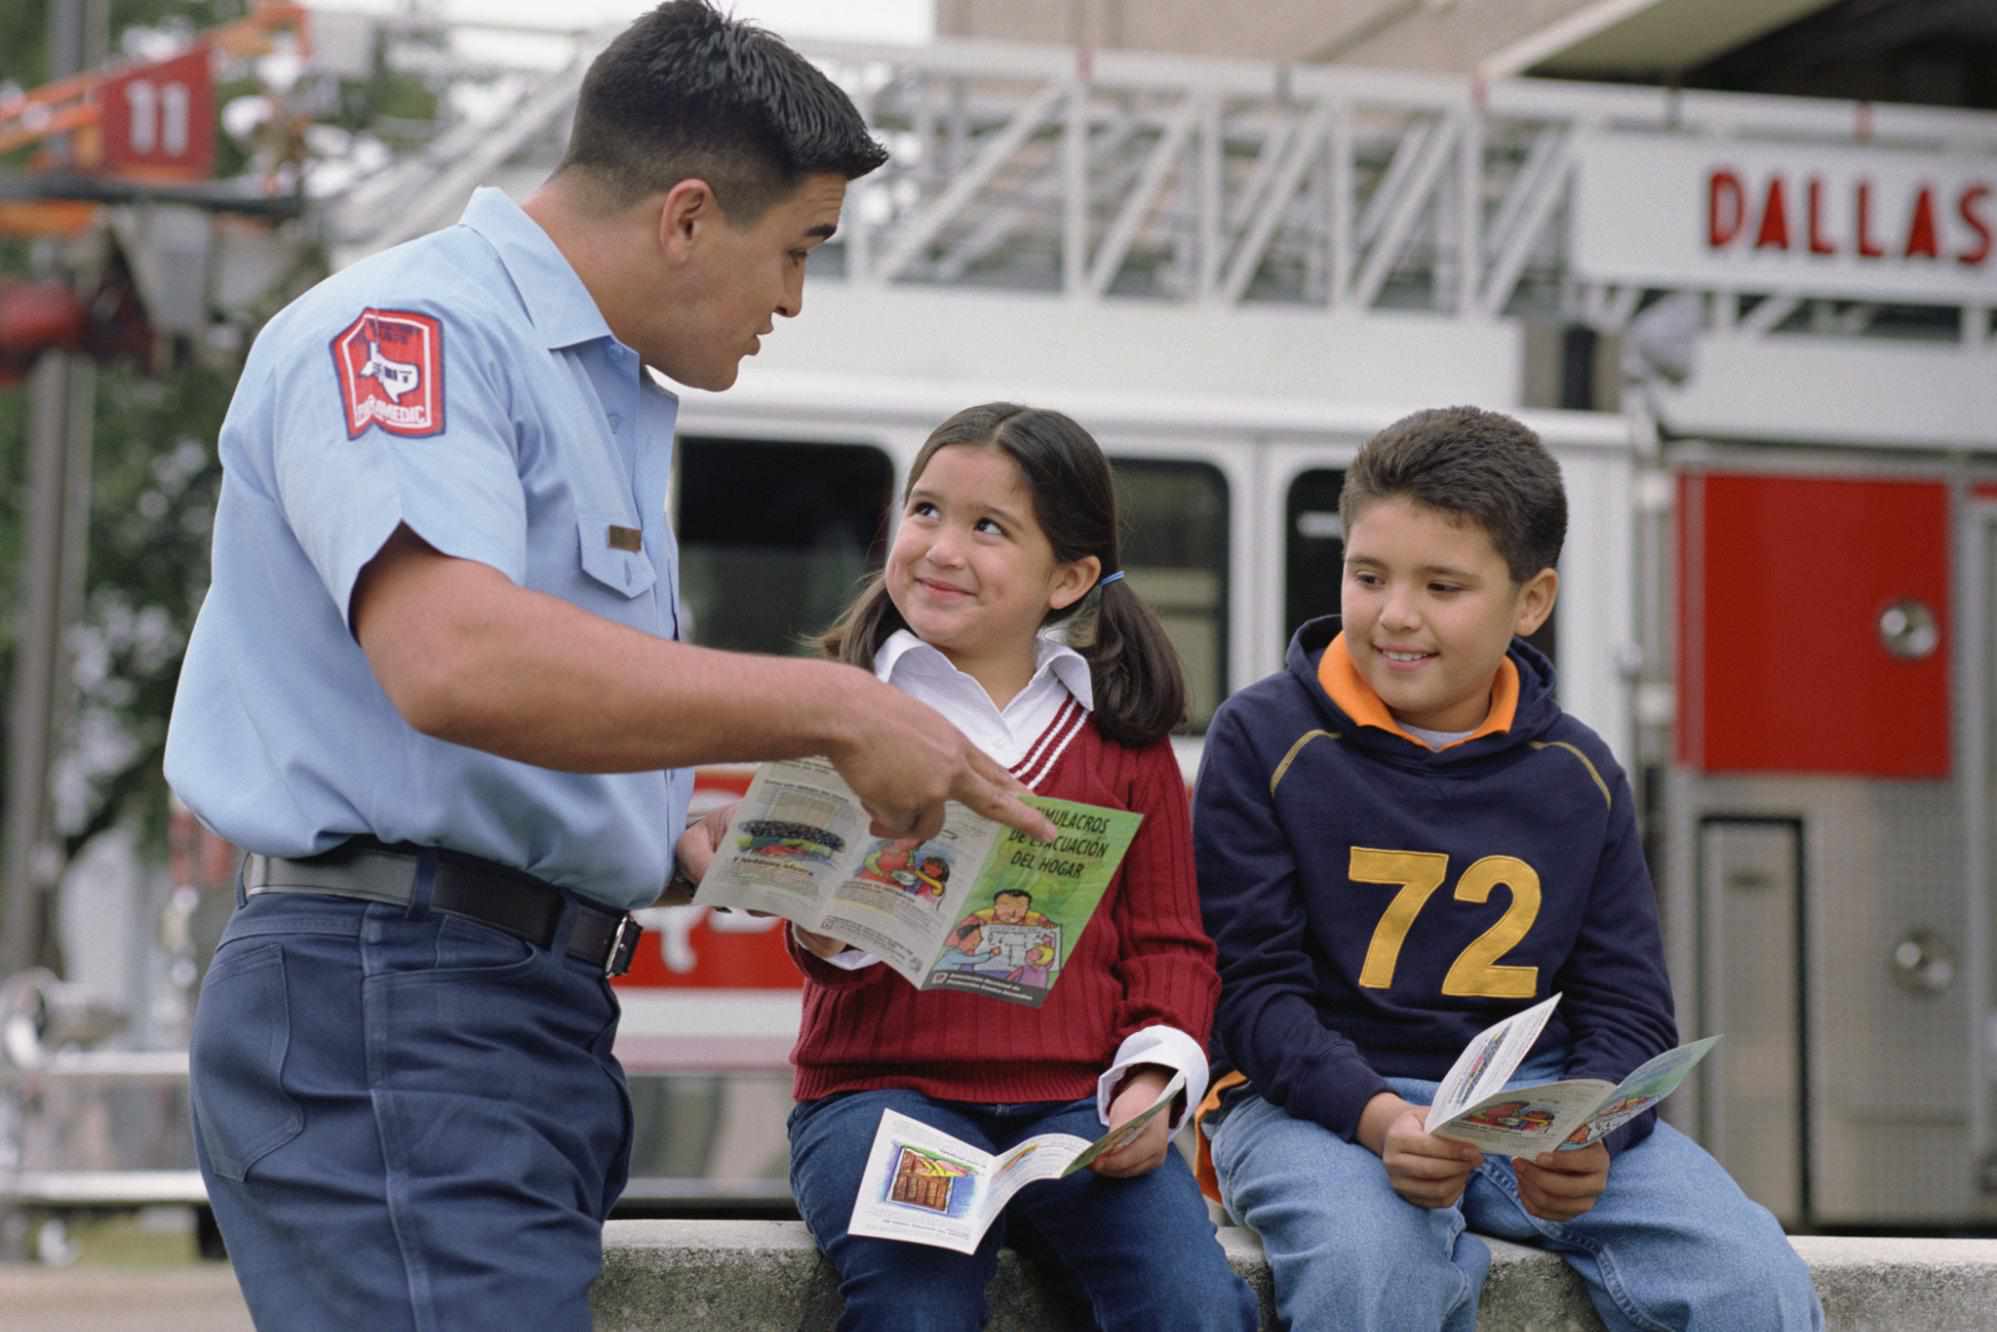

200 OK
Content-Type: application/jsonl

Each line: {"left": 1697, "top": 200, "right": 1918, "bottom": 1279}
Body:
{"left": 788, "top": 715, "right": 1220, "bottom": 1106}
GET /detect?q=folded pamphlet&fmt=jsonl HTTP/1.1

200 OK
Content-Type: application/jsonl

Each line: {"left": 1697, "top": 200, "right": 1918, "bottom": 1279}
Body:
{"left": 847, "top": 1071, "right": 1186, "bottom": 1253}
{"left": 1424, "top": 993, "right": 1719, "bottom": 1155}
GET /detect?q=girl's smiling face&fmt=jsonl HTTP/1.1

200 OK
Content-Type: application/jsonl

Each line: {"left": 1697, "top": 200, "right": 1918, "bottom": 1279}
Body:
{"left": 885, "top": 444, "right": 1096, "bottom": 706}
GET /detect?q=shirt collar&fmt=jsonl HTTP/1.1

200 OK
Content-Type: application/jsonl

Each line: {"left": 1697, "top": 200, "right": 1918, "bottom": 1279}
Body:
{"left": 1318, "top": 631, "right": 1518, "bottom": 750}
{"left": 875, "top": 628, "right": 1096, "bottom": 711}
{"left": 459, "top": 187, "right": 617, "bottom": 352}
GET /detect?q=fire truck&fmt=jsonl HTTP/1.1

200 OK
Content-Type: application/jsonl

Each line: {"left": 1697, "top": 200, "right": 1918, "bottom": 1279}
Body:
{"left": 570, "top": 37, "right": 1996, "bottom": 1233}
{"left": 7, "top": 22, "right": 1995, "bottom": 1241}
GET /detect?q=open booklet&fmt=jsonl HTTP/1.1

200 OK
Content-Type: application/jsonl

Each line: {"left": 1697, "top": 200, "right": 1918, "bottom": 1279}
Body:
{"left": 847, "top": 1071, "right": 1186, "bottom": 1254}
{"left": 692, "top": 758, "right": 1142, "bottom": 1007}
{"left": 1423, "top": 993, "right": 1721, "bottom": 1156}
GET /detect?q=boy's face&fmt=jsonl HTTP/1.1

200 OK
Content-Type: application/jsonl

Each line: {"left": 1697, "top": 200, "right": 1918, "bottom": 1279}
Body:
{"left": 1340, "top": 495, "right": 1556, "bottom": 734}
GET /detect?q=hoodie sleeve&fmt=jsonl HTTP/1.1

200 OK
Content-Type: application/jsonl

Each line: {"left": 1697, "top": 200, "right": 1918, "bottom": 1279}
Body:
{"left": 1194, "top": 697, "right": 1391, "bottom": 1141}
{"left": 1550, "top": 747, "right": 1680, "bottom": 1156}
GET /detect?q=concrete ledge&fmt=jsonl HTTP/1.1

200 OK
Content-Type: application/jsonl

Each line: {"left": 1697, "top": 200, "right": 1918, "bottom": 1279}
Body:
{"left": 591, "top": 1219, "right": 1997, "bottom": 1330}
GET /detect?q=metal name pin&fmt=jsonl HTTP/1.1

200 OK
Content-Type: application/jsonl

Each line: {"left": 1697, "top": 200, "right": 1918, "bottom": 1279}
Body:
{"left": 607, "top": 525, "right": 642, "bottom": 552}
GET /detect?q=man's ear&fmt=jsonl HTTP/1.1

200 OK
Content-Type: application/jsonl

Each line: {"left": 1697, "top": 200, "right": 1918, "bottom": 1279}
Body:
{"left": 1048, "top": 555, "right": 1103, "bottom": 613}
{"left": 658, "top": 178, "right": 717, "bottom": 261}
{"left": 1514, "top": 566, "right": 1559, "bottom": 637}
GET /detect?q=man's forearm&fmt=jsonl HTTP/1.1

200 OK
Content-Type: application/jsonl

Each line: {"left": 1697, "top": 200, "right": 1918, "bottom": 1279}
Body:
{"left": 357, "top": 530, "right": 867, "bottom": 773}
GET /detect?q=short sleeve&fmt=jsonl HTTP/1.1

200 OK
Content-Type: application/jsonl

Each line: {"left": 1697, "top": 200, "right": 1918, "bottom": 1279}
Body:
{"left": 270, "top": 297, "right": 528, "bottom": 626}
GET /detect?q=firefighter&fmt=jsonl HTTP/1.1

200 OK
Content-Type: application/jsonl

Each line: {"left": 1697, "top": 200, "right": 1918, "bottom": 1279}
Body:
{"left": 163, "top": 4, "right": 1053, "bottom": 1328}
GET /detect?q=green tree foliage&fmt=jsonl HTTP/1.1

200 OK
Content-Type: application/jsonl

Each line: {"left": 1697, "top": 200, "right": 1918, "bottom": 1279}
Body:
{"left": 2, "top": 2, "right": 440, "bottom": 961}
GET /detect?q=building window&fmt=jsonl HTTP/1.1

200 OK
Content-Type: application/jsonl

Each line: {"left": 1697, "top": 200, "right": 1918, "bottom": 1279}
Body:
{"left": 1110, "top": 458, "right": 1229, "bottom": 731}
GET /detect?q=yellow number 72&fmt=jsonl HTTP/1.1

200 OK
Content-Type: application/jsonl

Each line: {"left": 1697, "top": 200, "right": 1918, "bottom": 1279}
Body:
{"left": 1347, "top": 848, "right": 1541, "bottom": 999}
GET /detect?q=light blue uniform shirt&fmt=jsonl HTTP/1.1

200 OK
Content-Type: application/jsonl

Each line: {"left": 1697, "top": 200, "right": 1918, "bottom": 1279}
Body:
{"left": 165, "top": 188, "right": 690, "bottom": 911}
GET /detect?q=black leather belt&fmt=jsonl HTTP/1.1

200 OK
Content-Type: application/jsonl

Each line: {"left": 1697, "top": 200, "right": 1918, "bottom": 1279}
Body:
{"left": 243, "top": 837, "right": 641, "bottom": 977}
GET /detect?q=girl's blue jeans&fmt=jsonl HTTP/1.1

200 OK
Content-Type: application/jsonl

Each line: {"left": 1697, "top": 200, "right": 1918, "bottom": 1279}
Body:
{"left": 1209, "top": 1076, "right": 1823, "bottom": 1332}
{"left": 789, "top": 1087, "right": 1259, "bottom": 1331}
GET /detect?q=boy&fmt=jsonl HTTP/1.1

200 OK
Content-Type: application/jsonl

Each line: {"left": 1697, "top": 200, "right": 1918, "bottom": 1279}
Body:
{"left": 1191, "top": 407, "right": 1820, "bottom": 1331}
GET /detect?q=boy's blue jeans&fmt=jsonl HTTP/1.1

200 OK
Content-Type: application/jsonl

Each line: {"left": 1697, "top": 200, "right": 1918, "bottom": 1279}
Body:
{"left": 1209, "top": 1076, "right": 1822, "bottom": 1332}
{"left": 790, "top": 1088, "right": 1258, "bottom": 1331}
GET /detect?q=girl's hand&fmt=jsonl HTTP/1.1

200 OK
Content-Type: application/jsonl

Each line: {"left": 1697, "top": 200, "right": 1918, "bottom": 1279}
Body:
{"left": 1090, "top": 1066, "right": 1176, "bottom": 1178}
{"left": 1515, "top": 1142, "right": 1609, "bottom": 1221}
{"left": 791, "top": 923, "right": 851, "bottom": 960}
{"left": 666, "top": 802, "right": 737, "bottom": 902}
{"left": 1362, "top": 1093, "right": 1483, "bottom": 1210}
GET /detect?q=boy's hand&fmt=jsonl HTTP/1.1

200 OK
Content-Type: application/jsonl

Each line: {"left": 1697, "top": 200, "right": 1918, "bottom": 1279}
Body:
{"left": 1090, "top": 1066, "right": 1176, "bottom": 1178}
{"left": 1514, "top": 1142, "right": 1609, "bottom": 1221}
{"left": 1362, "top": 1092, "right": 1483, "bottom": 1210}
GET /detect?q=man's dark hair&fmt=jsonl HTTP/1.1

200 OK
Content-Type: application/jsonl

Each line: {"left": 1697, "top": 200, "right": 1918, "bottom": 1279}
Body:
{"left": 1338, "top": 406, "right": 1567, "bottom": 582}
{"left": 559, "top": 0, "right": 888, "bottom": 220}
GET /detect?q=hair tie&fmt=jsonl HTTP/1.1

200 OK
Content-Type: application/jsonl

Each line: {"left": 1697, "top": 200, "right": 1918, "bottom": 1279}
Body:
{"left": 1097, "top": 570, "right": 1125, "bottom": 589}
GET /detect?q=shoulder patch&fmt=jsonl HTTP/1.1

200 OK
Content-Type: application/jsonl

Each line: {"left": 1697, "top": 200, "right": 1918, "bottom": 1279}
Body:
{"left": 329, "top": 308, "right": 446, "bottom": 439}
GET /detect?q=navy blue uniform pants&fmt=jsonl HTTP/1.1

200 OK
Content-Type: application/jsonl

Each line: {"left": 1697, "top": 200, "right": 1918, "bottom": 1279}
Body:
{"left": 189, "top": 889, "right": 633, "bottom": 1331}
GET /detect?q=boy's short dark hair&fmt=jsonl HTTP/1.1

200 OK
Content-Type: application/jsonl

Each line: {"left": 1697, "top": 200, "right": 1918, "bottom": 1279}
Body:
{"left": 1338, "top": 406, "right": 1567, "bottom": 582}
{"left": 559, "top": 0, "right": 888, "bottom": 221}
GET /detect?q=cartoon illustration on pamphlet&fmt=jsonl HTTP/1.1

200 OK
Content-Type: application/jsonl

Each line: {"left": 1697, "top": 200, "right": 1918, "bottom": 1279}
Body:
{"left": 849, "top": 1072, "right": 1187, "bottom": 1254}
{"left": 1424, "top": 994, "right": 1721, "bottom": 1156}
{"left": 1458, "top": 1026, "right": 1503, "bottom": 1093}
{"left": 885, "top": 1143, "right": 978, "bottom": 1219}
{"left": 695, "top": 758, "right": 1143, "bottom": 1007}
{"left": 1461, "top": 1100, "right": 1558, "bottom": 1134}
{"left": 856, "top": 841, "right": 953, "bottom": 907}
{"left": 1560, "top": 1038, "right": 1722, "bottom": 1148}
{"left": 941, "top": 890, "right": 1059, "bottom": 974}
{"left": 735, "top": 818, "right": 846, "bottom": 864}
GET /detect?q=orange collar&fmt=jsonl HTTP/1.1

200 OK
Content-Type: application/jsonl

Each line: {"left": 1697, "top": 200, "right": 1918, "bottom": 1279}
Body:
{"left": 1317, "top": 632, "right": 1518, "bottom": 750}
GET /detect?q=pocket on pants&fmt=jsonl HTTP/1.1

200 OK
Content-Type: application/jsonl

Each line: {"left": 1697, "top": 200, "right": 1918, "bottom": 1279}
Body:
{"left": 190, "top": 941, "right": 304, "bottom": 1182}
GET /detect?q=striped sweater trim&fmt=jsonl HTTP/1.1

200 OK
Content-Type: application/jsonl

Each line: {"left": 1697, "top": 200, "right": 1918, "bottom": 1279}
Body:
{"left": 1010, "top": 697, "right": 1086, "bottom": 791}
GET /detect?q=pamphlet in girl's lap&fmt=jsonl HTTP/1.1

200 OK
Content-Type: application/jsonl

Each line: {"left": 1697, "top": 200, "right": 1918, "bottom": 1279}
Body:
{"left": 847, "top": 1071, "right": 1187, "bottom": 1253}
{"left": 693, "top": 757, "right": 1142, "bottom": 1006}
{"left": 1424, "top": 993, "right": 1720, "bottom": 1155}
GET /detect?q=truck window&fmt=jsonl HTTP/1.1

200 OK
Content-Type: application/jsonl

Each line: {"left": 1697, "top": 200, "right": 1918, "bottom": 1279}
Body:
{"left": 1108, "top": 458, "right": 1229, "bottom": 731}
{"left": 673, "top": 436, "right": 895, "bottom": 656}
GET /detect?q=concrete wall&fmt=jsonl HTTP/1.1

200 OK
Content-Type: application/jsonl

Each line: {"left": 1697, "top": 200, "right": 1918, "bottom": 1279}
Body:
{"left": 591, "top": 1220, "right": 1997, "bottom": 1331}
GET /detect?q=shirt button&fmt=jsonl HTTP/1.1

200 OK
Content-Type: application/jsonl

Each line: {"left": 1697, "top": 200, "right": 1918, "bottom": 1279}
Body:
{"left": 608, "top": 413, "right": 623, "bottom": 432}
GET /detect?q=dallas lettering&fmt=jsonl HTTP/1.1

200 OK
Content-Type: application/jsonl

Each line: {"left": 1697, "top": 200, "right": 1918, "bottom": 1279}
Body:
{"left": 1707, "top": 168, "right": 1992, "bottom": 267}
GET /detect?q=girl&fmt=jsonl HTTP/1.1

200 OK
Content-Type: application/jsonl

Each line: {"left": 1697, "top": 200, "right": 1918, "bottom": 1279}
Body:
{"left": 681, "top": 403, "right": 1256, "bottom": 1331}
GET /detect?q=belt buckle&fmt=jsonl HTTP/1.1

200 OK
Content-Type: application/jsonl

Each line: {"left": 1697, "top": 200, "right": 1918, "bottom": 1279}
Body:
{"left": 605, "top": 914, "right": 640, "bottom": 978}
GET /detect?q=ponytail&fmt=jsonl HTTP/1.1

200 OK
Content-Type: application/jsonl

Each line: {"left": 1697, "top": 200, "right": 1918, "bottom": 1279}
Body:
{"left": 1060, "top": 576, "right": 1187, "bottom": 748}
{"left": 813, "top": 571, "right": 906, "bottom": 672}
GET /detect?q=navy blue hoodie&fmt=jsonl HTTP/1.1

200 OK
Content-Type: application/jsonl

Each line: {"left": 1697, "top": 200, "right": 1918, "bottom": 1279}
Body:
{"left": 1194, "top": 616, "right": 1676, "bottom": 1157}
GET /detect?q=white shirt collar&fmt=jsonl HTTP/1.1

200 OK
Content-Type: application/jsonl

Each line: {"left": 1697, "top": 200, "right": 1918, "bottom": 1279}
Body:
{"left": 875, "top": 629, "right": 1094, "bottom": 711}
{"left": 875, "top": 629, "right": 1094, "bottom": 773}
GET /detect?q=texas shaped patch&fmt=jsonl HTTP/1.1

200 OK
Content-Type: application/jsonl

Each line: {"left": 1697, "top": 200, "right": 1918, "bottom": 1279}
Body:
{"left": 329, "top": 308, "right": 445, "bottom": 439}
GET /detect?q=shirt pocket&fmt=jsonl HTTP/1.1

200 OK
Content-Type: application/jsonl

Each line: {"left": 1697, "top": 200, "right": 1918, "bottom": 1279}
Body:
{"left": 575, "top": 509, "right": 658, "bottom": 600}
